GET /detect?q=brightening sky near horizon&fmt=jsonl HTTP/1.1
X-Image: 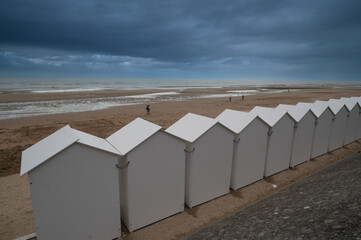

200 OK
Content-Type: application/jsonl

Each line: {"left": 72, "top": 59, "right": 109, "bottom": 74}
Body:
{"left": 0, "top": 0, "right": 361, "bottom": 82}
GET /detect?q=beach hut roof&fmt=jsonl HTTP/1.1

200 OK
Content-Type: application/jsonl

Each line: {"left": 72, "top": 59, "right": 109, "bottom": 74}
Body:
{"left": 350, "top": 96, "right": 361, "bottom": 106}
{"left": 297, "top": 101, "right": 330, "bottom": 118}
{"left": 20, "top": 125, "right": 120, "bottom": 176}
{"left": 249, "top": 106, "right": 287, "bottom": 127}
{"left": 276, "top": 104, "right": 313, "bottom": 122}
{"left": 216, "top": 109, "right": 259, "bottom": 134}
{"left": 328, "top": 99, "right": 346, "bottom": 115}
{"left": 106, "top": 118, "right": 162, "bottom": 155}
{"left": 340, "top": 97, "right": 358, "bottom": 111}
{"left": 165, "top": 113, "right": 218, "bottom": 142}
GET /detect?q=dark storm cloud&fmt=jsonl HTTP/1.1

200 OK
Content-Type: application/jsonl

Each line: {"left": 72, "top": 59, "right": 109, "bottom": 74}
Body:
{"left": 0, "top": 0, "right": 361, "bottom": 80}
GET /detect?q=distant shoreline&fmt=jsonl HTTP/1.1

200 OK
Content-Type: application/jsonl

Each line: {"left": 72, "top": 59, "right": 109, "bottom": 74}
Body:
{"left": 1, "top": 78, "right": 360, "bottom": 94}
{"left": 0, "top": 84, "right": 360, "bottom": 120}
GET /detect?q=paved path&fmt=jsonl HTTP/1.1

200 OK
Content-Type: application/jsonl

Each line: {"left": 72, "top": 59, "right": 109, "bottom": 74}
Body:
{"left": 184, "top": 152, "right": 361, "bottom": 240}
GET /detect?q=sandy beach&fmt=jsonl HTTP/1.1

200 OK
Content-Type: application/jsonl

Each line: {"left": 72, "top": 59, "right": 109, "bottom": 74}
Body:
{"left": 1, "top": 86, "right": 361, "bottom": 239}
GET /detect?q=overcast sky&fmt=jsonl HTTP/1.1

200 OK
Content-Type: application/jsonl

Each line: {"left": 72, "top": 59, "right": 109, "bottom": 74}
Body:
{"left": 1, "top": 0, "right": 361, "bottom": 81}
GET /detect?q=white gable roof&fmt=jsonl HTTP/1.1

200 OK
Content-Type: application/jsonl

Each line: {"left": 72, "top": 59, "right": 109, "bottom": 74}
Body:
{"left": 328, "top": 99, "right": 346, "bottom": 115}
{"left": 249, "top": 106, "right": 287, "bottom": 127}
{"left": 72, "top": 129, "right": 120, "bottom": 155}
{"left": 21, "top": 125, "right": 120, "bottom": 176}
{"left": 165, "top": 113, "right": 218, "bottom": 142}
{"left": 276, "top": 104, "right": 313, "bottom": 122}
{"left": 106, "top": 118, "right": 162, "bottom": 155}
{"left": 350, "top": 96, "right": 361, "bottom": 106}
{"left": 216, "top": 109, "right": 260, "bottom": 134}
{"left": 339, "top": 97, "right": 358, "bottom": 111}
{"left": 297, "top": 101, "right": 330, "bottom": 118}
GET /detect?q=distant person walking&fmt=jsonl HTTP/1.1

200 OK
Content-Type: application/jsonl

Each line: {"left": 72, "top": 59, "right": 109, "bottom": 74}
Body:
{"left": 242, "top": 94, "right": 245, "bottom": 100}
{"left": 229, "top": 95, "right": 232, "bottom": 101}
{"left": 146, "top": 105, "right": 151, "bottom": 115}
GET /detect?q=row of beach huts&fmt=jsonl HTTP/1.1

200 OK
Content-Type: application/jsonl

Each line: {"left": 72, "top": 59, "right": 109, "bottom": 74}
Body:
{"left": 20, "top": 96, "right": 361, "bottom": 240}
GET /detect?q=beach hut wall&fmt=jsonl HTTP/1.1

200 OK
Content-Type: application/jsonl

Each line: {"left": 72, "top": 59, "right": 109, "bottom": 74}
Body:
{"left": 351, "top": 96, "right": 361, "bottom": 140}
{"left": 249, "top": 106, "right": 294, "bottom": 177}
{"left": 276, "top": 104, "right": 316, "bottom": 167}
{"left": 297, "top": 101, "right": 333, "bottom": 159}
{"left": 166, "top": 113, "right": 234, "bottom": 208}
{"left": 340, "top": 97, "right": 360, "bottom": 145}
{"left": 216, "top": 109, "right": 269, "bottom": 190}
{"left": 327, "top": 99, "right": 348, "bottom": 151}
{"left": 20, "top": 125, "right": 122, "bottom": 240}
{"left": 107, "top": 118, "right": 185, "bottom": 232}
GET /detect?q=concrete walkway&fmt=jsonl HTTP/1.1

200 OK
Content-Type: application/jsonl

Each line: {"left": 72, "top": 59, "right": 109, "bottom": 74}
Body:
{"left": 184, "top": 152, "right": 361, "bottom": 240}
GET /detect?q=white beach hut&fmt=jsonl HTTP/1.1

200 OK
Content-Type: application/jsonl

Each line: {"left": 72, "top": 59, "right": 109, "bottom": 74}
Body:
{"left": 351, "top": 96, "right": 361, "bottom": 140}
{"left": 249, "top": 106, "right": 294, "bottom": 177}
{"left": 20, "top": 125, "right": 122, "bottom": 240}
{"left": 276, "top": 104, "right": 316, "bottom": 167}
{"left": 297, "top": 101, "right": 333, "bottom": 159}
{"left": 166, "top": 113, "right": 234, "bottom": 208}
{"left": 328, "top": 99, "right": 348, "bottom": 151}
{"left": 106, "top": 118, "right": 185, "bottom": 232}
{"left": 216, "top": 109, "right": 269, "bottom": 190}
{"left": 340, "top": 97, "right": 359, "bottom": 145}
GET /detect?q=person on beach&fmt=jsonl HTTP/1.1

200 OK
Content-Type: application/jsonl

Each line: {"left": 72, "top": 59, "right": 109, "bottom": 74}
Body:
{"left": 229, "top": 95, "right": 232, "bottom": 101}
{"left": 242, "top": 94, "right": 245, "bottom": 100}
{"left": 146, "top": 105, "right": 150, "bottom": 115}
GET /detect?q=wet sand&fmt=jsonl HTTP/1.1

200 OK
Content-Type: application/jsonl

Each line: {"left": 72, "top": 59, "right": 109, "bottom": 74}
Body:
{"left": 0, "top": 86, "right": 361, "bottom": 239}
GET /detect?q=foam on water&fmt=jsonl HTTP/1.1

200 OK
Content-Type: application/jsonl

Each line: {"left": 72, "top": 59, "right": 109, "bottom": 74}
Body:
{"left": 227, "top": 90, "right": 259, "bottom": 93}
{"left": 31, "top": 87, "right": 112, "bottom": 93}
{"left": 126, "top": 91, "right": 180, "bottom": 98}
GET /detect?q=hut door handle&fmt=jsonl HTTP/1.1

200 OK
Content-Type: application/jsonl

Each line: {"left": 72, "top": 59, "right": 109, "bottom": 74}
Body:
{"left": 267, "top": 130, "right": 273, "bottom": 136}
{"left": 233, "top": 138, "right": 240, "bottom": 143}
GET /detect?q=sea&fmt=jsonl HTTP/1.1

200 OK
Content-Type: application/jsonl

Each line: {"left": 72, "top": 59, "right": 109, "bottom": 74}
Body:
{"left": 0, "top": 78, "right": 356, "bottom": 120}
